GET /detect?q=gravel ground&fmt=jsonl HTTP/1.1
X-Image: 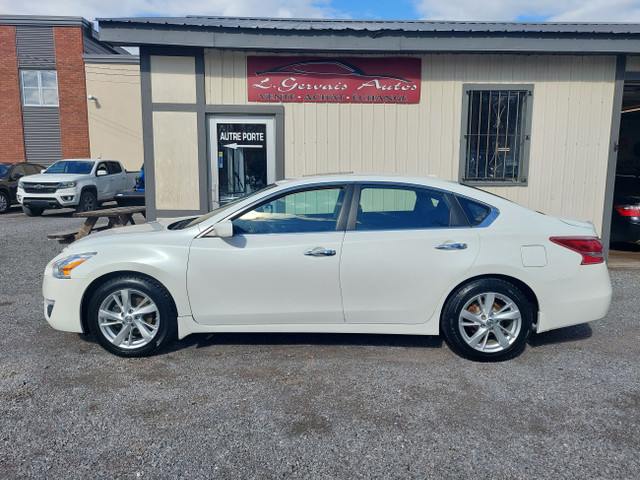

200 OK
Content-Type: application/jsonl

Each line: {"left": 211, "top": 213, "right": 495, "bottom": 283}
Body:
{"left": 0, "top": 206, "right": 639, "bottom": 479}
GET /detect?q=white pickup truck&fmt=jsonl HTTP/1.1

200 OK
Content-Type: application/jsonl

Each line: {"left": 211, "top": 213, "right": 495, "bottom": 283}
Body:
{"left": 17, "top": 159, "right": 138, "bottom": 216}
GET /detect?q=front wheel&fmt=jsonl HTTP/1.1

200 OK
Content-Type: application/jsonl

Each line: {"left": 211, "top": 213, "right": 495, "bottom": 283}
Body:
{"left": 87, "top": 276, "right": 177, "bottom": 357}
{"left": 76, "top": 190, "right": 97, "bottom": 212}
{"left": 22, "top": 205, "right": 44, "bottom": 216}
{"left": 441, "top": 279, "right": 534, "bottom": 362}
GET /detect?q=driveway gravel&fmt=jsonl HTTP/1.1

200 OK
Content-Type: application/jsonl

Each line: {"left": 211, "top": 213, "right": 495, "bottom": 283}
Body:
{"left": 1, "top": 207, "right": 638, "bottom": 479}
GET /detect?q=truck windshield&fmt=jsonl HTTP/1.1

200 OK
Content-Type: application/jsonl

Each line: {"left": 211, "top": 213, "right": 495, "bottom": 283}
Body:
{"left": 45, "top": 161, "right": 93, "bottom": 174}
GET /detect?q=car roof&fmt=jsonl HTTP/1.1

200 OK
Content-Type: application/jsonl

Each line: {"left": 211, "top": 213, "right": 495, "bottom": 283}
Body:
{"left": 276, "top": 173, "right": 510, "bottom": 207}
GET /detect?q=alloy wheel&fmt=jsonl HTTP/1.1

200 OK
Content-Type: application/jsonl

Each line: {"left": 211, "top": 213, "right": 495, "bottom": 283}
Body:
{"left": 97, "top": 288, "right": 160, "bottom": 349}
{"left": 458, "top": 292, "right": 522, "bottom": 353}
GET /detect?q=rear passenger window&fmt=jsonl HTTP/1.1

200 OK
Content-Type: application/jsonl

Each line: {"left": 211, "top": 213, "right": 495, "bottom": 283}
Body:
{"left": 107, "top": 161, "right": 122, "bottom": 174}
{"left": 456, "top": 196, "right": 492, "bottom": 226}
{"left": 356, "top": 186, "right": 451, "bottom": 230}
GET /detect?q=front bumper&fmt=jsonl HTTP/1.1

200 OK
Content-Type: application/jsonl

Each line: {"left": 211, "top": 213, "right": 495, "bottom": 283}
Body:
{"left": 18, "top": 188, "right": 78, "bottom": 209}
{"left": 42, "top": 268, "right": 92, "bottom": 334}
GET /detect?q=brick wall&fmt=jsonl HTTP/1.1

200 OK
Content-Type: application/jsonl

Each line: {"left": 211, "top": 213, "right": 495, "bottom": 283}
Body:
{"left": 0, "top": 26, "right": 26, "bottom": 163}
{"left": 54, "top": 27, "right": 90, "bottom": 159}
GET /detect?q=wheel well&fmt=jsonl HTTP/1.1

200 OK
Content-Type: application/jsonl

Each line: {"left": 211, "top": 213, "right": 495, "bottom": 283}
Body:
{"left": 81, "top": 186, "right": 97, "bottom": 197}
{"left": 440, "top": 274, "right": 539, "bottom": 322}
{"left": 80, "top": 270, "right": 177, "bottom": 335}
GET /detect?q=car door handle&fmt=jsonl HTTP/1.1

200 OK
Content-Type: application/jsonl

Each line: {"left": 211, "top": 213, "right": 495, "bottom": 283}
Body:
{"left": 435, "top": 242, "right": 468, "bottom": 250}
{"left": 304, "top": 248, "right": 336, "bottom": 257}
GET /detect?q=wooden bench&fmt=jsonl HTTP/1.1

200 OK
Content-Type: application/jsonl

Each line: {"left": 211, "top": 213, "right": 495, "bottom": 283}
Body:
{"left": 47, "top": 223, "right": 112, "bottom": 244}
{"left": 48, "top": 206, "right": 146, "bottom": 244}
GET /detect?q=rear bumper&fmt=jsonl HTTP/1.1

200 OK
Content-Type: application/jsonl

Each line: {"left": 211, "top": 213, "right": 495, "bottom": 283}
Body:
{"left": 535, "top": 263, "right": 612, "bottom": 333}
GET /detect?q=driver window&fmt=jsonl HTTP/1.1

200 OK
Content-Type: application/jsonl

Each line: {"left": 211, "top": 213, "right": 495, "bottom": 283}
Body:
{"left": 96, "top": 163, "right": 108, "bottom": 175}
{"left": 12, "top": 165, "right": 27, "bottom": 179}
{"left": 233, "top": 187, "right": 346, "bottom": 234}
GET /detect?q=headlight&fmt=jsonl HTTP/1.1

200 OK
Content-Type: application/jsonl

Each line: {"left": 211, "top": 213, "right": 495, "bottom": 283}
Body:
{"left": 18, "top": 180, "right": 24, "bottom": 189}
{"left": 57, "top": 181, "right": 77, "bottom": 189}
{"left": 52, "top": 252, "right": 97, "bottom": 279}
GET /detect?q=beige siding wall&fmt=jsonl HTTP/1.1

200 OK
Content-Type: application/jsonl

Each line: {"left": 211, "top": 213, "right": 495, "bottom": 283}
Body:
{"left": 150, "top": 55, "right": 197, "bottom": 104}
{"left": 152, "top": 111, "right": 200, "bottom": 210}
{"left": 84, "top": 62, "right": 143, "bottom": 172}
{"left": 205, "top": 50, "right": 617, "bottom": 234}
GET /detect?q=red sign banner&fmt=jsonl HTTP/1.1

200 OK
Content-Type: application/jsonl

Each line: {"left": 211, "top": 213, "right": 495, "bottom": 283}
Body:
{"left": 247, "top": 56, "right": 421, "bottom": 104}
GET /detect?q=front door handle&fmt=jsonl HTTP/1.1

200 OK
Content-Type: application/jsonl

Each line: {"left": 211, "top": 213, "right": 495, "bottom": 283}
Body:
{"left": 304, "top": 248, "right": 336, "bottom": 257}
{"left": 435, "top": 242, "right": 468, "bottom": 250}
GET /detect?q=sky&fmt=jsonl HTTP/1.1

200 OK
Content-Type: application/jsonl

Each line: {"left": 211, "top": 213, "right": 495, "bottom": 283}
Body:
{"left": 2, "top": 0, "right": 640, "bottom": 23}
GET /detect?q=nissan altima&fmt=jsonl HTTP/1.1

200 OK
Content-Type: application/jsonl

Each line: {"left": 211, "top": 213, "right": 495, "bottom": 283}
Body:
{"left": 42, "top": 175, "right": 612, "bottom": 361}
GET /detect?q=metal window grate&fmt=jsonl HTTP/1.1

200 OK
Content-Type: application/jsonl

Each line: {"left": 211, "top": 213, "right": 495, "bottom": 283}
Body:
{"left": 464, "top": 90, "right": 529, "bottom": 183}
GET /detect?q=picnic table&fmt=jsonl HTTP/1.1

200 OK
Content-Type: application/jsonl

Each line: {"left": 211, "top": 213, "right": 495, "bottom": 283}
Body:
{"left": 48, "top": 205, "right": 146, "bottom": 244}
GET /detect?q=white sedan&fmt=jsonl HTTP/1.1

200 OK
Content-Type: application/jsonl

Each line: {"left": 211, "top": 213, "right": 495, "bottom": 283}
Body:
{"left": 43, "top": 175, "right": 612, "bottom": 361}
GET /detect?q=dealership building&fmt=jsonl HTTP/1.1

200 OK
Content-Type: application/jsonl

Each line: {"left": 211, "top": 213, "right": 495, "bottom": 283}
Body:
{"left": 92, "top": 17, "right": 640, "bottom": 249}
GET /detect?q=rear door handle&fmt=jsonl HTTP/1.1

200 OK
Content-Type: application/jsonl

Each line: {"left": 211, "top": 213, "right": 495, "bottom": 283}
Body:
{"left": 435, "top": 242, "right": 468, "bottom": 250}
{"left": 304, "top": 248, "right": 336, "bottom": 257}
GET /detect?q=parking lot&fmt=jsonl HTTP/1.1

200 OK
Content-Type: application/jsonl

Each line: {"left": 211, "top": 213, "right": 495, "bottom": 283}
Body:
{"left": 1, "top": 206, "right": 639, "bottom": 479}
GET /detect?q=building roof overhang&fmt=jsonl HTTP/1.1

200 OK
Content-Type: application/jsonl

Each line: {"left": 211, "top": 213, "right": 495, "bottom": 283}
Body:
{"left": 96, "top": 16, "right": 640, "bottom": 54}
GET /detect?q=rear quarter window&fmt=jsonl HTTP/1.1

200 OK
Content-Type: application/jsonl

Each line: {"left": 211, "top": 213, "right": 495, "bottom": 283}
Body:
{"left": 456, "top": 196, "right": 493, "bottom": 226}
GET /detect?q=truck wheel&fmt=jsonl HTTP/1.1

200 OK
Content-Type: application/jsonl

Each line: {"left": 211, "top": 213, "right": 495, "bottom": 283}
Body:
{"left": 76, "top": 190, "right": 97, "bottom": 213}
{"left": 22, "top": 205, "right": 44, "bottom": 216}
{"left": 0, "top": 191, "right": 9, "bottom": 213}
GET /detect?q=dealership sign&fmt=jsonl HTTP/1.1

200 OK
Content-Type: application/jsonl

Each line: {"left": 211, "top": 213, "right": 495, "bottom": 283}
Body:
{"left": 247, "top": 57, "right": 421, "bottom": 104}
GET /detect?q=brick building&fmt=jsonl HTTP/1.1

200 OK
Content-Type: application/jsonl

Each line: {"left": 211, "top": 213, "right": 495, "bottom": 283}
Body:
{"left": 0, "top": 16, "right": 128, "bottom": 165}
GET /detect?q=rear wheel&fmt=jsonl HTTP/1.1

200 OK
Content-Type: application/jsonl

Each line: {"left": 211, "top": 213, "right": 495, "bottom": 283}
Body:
{"left": 22, "top": 205, "right": 44, "bottom": 216}
{"left": 76, "top": 190, "right": 97, "bottom": 212}
{"left": 441, "top": 279, "right": 533, "bottom": 362}
{"left": 87, "top": 276, "right": 177, "bottom": 357}
{"left": 0, "top": 191, "right": 9, "bottom": 213}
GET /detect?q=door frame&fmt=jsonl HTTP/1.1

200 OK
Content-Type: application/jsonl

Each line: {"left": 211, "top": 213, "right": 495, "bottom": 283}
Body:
{"left": 207, "top": 115, "right": 276, "bottom": 208}
{"left": 206, "top": 106, "right": 285, "bottom": 211}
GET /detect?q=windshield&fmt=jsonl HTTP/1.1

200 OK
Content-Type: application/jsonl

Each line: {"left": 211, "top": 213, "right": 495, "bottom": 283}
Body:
{"left": 45, "top": 161, "right": 93, "bottom": 175}
{"left": 0, "top": 164, "right": 9, "bottom": 178}
{"left": 185, "top": 184, "right": 277, "bottom": 228}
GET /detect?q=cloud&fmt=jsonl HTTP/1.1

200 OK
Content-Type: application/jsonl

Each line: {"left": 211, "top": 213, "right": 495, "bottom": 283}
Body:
{"left": 1, "top": 0, "right": 345, "bottom": 22}
{"left": 413, "top": 0, "right": 640, "bottom": 22}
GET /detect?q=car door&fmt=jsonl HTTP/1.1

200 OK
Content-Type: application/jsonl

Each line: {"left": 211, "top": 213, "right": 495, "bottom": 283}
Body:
{"left": 8, "top": 165, "right": 26, "bottom": 202}
{"left": 340, "top": 184, "right": 480, "bottom": 324}
{"left": 187, "top": 184, "right": 351, "bottom": 325}
{"left": 94, "top": 162, "right": 111, "bottom": 200}
{"left": 107, "top": 161, "right": 127, "bottom": 191}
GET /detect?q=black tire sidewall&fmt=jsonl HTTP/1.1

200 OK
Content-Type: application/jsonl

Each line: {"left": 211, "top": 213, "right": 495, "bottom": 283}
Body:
{"left": 87, "top": 276, "right": 177, "bottom": 357}
{"left": 441, "top": 279, "right": 533, "bottom": 362}
{"left": 77, "top": 190, "right": 97, "bottom": 213}
{"left": 0, "top": 191, "right": 9, "bottom": 213}
{"left": 23, "top": 205, "right": 43, "bottom": 216}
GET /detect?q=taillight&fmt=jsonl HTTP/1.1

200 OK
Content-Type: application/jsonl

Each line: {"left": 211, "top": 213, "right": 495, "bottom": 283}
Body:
{"left": 615, "top": 205, "right": 640, "bottom": 217}
{"left": 549, "top": 236, "right": 604, "bottom": 265}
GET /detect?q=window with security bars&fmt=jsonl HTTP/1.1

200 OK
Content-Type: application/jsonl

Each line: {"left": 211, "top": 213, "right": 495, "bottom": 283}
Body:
{"left": 461, "top": 86, "right": 532, "bottom": 185}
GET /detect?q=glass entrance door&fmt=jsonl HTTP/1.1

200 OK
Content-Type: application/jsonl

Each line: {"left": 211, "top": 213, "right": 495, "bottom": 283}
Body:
{"left": 208, "top": 116, "right": 276, "bottom": 206}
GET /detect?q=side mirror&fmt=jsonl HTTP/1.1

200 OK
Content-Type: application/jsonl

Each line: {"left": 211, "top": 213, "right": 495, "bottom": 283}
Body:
{"left": 96, "top": 169, "right": 107, "bottom": 177}
{"left": 11, "top": 173, "right": 23, "bottom": 181}
{"left": 213, "top": 220, "right": 234, "bottom": 238}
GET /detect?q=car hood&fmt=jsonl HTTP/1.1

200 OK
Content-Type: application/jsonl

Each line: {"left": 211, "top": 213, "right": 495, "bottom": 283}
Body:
{"left": 64, "top": 216, "right": 201, "bottom": 250}
{"left": 19, "top": 173, "right": 91, "bottom": 183}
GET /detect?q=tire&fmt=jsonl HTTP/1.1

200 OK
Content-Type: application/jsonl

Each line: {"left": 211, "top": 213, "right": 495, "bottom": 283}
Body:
{"left": 22, "top": 205, "right": 44, "bottom": 216}
{"left": 76, "top": 190, "right": 97, "bottom": 213}
{"left": 87, "top": 275, "right": 178, "bottom": 357}
{"left": 0, "top": 191, "right": 9, "bottom": 214}
{"left": 440, "top": 279, "right": 534, "bottom": 362}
